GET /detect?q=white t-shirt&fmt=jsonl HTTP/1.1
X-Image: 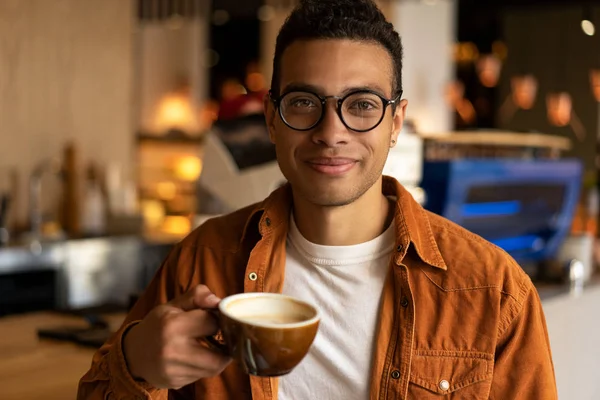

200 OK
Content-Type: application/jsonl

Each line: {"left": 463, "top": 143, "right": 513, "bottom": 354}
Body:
{"left": 278, "top": 215, "right": 395, "bottom": 400}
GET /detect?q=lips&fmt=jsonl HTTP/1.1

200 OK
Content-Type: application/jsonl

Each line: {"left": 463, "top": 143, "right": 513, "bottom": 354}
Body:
{"left": 305, "top": 157, "right": 358, "bottom": 175}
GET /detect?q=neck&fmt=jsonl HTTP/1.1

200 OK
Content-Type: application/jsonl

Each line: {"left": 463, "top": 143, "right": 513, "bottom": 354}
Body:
{"left": 292, "top": 178, "right": 394, "bottom": 246}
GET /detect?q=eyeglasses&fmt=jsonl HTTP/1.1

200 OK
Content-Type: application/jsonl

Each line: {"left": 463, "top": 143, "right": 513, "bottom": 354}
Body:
{"left": 270, "top": 89, "right": 402, "bottom": 132}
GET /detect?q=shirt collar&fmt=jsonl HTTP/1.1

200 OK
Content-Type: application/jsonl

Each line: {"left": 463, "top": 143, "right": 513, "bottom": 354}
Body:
{"left": 383, "top": 176, "right": 447, "bottom": 270}
{"left": 242, "top": 176, "right": 447, "bottom": 270}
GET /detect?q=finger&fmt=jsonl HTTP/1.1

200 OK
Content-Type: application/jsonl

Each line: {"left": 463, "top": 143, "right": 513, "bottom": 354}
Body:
{"left": 169, "top": 285, "right": 221, "bottom": 311}
{"left": 173, "top": 309, "right": 220, "bottom": 338}
{"left": 162, "top": 363, "right": 230, "bottom": 388}
{"left": 171, "top": 344, "right": 232, "bottom": 373}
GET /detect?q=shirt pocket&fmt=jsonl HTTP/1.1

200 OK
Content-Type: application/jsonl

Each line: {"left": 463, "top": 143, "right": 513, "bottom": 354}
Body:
{"left": 408, "top": 350, "right": 493, "bottom": 399}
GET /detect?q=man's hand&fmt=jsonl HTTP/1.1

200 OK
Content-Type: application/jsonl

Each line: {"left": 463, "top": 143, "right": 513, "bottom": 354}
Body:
{"left": 123, "top": 285, "right": 232, "bottom": 389}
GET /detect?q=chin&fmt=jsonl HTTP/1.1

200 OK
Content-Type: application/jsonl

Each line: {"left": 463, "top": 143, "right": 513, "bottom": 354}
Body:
{"left": 310, "top": 195, "right": 355, "bottom": 207}
{"left": 297, "top": 182, "right": 361, "bottom": 207}
{"left": 283, "top": 166, "right": 381, "bottom": 207}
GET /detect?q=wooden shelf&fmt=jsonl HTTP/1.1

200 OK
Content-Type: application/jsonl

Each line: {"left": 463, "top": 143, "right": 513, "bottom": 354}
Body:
{"left": 419, "top": 131, "right": 571, "bottom": 151}
{"left": 136, "top": 132, "right": 205, "bottom": 145}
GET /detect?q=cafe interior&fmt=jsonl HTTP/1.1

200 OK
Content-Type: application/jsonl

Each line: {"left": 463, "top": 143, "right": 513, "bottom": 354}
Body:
{"left": 1, "top": 0, "right": 599, "bottom": 398}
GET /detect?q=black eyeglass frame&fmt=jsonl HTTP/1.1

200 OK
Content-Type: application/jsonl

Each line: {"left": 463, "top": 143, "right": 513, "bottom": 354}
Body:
{"left": 269, "top": 89, "right": 403, "bottom": 133}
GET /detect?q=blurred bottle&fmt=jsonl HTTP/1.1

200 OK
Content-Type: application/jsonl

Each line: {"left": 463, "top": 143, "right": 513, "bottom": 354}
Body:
{"left": 0, "top": 193, "right": 9, "bottom": 247}
{"left": 563, "top": 186, "right": 598, "bottom": 283}
{"left": 80, "top": 163, "right": 106, "bottom": 237}
{"left": 60, "top": 142, "right": 80, "bottom": 237}
{"left": 570, "top": 186, "right": 598, "bottom": 236}
{"left": 106, "top": 163, "right": 138, "bottom": 216}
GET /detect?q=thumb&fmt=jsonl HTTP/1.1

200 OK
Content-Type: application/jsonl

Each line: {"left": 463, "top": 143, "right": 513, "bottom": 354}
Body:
{"left": 169, "top": 285, "right": 221, "bottom": 312}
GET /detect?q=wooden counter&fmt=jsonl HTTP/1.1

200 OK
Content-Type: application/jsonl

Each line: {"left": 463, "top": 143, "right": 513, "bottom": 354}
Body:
{"left": 0, "top": 312, "right": 124, "bottom": 400}
{"left": 419, "top": 130, "right": 572, "bottom": 150}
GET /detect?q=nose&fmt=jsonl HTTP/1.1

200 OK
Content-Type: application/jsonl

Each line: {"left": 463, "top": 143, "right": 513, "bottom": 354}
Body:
{"left": 310, "top": 99, "right": 350, "bottom": 147}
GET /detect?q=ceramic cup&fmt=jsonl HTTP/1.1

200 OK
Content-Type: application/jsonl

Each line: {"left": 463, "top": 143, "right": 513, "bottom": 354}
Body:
{"left": 206, "top": 292, "right": 320, "bottom": 377}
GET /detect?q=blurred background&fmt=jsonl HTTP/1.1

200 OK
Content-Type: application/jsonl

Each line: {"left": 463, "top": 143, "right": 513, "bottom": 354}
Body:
{"left": 0, "top": 0, "right": 599, "bottom": 398}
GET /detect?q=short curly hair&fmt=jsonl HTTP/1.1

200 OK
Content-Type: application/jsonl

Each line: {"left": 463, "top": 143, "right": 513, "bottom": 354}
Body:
{"left": 270, "top": 0, "right": 403, "bottom": 97}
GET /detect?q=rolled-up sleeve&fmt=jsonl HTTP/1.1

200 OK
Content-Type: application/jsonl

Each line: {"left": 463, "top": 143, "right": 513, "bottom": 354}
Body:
{"left": 77, "top": 245, "right": 183, "bottom": 400}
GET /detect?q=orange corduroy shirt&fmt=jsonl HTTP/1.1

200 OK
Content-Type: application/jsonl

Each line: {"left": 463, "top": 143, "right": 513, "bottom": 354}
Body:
{"left": 78, "top": 176, "right": 557, "bottom": 399}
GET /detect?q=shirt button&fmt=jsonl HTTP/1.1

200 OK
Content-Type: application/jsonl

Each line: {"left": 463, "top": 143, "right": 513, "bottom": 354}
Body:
{"left": 439, "top": 379, "right": 450, "bottom": 391}
{"left": 391, "top": 370, "right": 400, "bottom": 379}
{"left": 400, "top": 297, "right": 409, "bottom": 308}
{"left": 265, "top": 217, "right": 271, "bottom": 226}
{"left": 248, "top": 272, "right": 258, "bottom": 281}
{"left": 396, "top": 244, "right": 403, "bottom": 252}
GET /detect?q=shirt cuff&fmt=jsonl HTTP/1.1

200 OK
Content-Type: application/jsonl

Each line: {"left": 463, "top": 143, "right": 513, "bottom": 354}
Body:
{"left": 108, "top": 320, "right": 161, "bottom": 398}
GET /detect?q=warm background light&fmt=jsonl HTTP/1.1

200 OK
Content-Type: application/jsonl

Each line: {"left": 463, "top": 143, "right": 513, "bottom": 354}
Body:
{"left": 154, "top": 93, "right": 199, "bottom": 133}
{"left": 454, "top": 42, "right": 479, "bottom": 63}
{"left": 257, "top": 5, "right": 275, "bottom": 22}
{"left": 590, "top": 69, "right": 600, "bottom": 102}
{"left": 197, "top": 100, "right": 220, "bottom": 131}
{"left": 444, "top": 80, "right": 476, "bottom": 124}
{"left": 221, "top": 78, "right": 247, "bottom": 100}
{"left": 511, "top": 75, "right": 538, "bottom": 110}
{"left": 546, "top": 92, "right": 572, "bottom": 127}
{"left": 581, "top": 20, "right": 595, "bottom": 36}
{"left": 141, "top": 200, "right": 166, "bottom": 230}
{"left": 477, "top": 54, "right": 502, "bottom": 88}
{"left": 162, "top": 216, "right": 191, "bottom": 236}
{"left": 246, "top": 72, "right": 266, "bottom": 92}
{"left": 456, "top": 98, "right": 477, "bottom": 124}
{"left": 445, "top": 80, "right": 465, "bottom": 107}
{"left": 174, "top": 156, "right": 203, "bottom": 181}
{"left": 156, "top": 181, "right": 177, "bottom": 200}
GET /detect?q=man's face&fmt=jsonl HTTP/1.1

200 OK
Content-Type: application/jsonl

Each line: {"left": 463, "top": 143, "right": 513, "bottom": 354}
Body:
{"left": 265, "top": 39, "right": 407, "bottom": 207}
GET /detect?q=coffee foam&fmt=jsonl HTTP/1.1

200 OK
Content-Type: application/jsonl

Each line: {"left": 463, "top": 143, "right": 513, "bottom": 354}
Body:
{"left": 221, "top": 294, "right": 319, "bottom": 328}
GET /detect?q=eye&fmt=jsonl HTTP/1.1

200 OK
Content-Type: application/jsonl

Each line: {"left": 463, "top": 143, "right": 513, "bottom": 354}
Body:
{"left": 284, "top": 94, "right": 319, "bottom": 110}
{"left": 351, "top": 101, "right": 377, "bottom": 110}
{"left": 344, "top": 92, "right": 383, "bottom": 113}
{"left": 291, "top": 98, "right": 317, "bottom": 108}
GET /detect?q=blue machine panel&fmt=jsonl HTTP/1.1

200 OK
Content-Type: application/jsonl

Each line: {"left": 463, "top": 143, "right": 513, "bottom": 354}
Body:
{"left": 421, "top": 159, "right": 583, "bottom": 263}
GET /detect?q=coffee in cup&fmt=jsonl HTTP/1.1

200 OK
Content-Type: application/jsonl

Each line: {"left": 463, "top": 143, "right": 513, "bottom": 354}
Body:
{"left": 207, "top": 292, "right": 320, "bottom": 377}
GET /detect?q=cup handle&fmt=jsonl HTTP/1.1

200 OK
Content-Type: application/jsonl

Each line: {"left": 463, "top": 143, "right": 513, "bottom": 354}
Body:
{"left": 203, "top": 309, "right": 230, "bottom": 356}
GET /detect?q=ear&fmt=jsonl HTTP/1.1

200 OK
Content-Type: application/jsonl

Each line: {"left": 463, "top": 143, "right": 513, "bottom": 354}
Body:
{"left": 390, "top": 99, "right": 408, "bottom": 148}
{"left": 263, "top": 92, "right": 277, "bottom": 144}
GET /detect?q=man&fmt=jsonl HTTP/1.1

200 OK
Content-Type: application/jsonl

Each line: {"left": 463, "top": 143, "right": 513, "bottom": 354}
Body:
{"left": 78, "top": 0, "right": 557, "bottom": 399}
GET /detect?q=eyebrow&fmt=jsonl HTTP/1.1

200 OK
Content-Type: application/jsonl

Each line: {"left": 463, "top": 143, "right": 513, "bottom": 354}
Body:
{"left": 281, "top": 82, "right": 391, "bottom": 98}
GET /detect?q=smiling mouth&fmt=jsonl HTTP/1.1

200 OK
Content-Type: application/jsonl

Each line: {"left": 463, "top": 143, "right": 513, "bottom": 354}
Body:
{"left": 305, "top": 157, "right": 358, "bottom": 175}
